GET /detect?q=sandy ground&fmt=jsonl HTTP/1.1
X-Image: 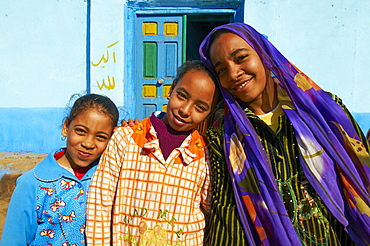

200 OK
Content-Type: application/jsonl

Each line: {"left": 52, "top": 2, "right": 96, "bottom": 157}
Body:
{"left": 0, "top": 152, "right": 47, "bottom": 237}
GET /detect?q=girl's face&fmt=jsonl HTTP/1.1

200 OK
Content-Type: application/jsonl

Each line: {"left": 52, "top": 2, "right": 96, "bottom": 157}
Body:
{"left": 162, "top": 69, "right": 217, "bottom": 132}
{"left": 209, "top": 32, "right": 274, "bottom": 112}
{"left": 60, "top": 108, "right": 114, "bottom": 169}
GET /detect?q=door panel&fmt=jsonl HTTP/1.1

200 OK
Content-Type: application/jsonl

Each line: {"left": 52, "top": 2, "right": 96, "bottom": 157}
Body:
{"left": 135, "top": 16, "right": 183, "bottom": 119}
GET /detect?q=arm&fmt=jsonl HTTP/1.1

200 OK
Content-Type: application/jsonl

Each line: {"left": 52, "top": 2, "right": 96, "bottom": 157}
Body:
{"left": 204, "top": 123, "right": 249, "bottom": 245}
{"left": 206, "top": 124, "right": 226, "bottom": 161}
{"left": 200, "top": 147, "right": 212, "bottom": 215}
{"left": 0, "top": 172, "right": 38, "bottom": 246}
{"left": 85, "top": 129, "right": 126, "bottom": 245}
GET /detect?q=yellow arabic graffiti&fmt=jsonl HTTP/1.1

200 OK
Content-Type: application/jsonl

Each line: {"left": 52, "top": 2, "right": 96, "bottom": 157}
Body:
{"left": 97, "top": 76, "right": 116, "bottom": 90}
{"left": 91, "top": 41, "right": 119, "bottom": 68}
{"left": 92, "top": 41, "right": 119, "bottom": 90}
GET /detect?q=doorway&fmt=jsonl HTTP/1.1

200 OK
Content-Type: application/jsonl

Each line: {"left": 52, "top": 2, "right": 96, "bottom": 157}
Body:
{"left": 125, "top": 8, "right": 235, "bottom": 119}
{"left": 184, "top": 14, "right": 232, "bottom": 61}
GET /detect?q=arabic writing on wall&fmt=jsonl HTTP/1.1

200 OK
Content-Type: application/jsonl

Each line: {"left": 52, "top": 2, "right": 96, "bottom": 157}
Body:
{"left": 91, "top": 41, "right": 119, "bottom": 90}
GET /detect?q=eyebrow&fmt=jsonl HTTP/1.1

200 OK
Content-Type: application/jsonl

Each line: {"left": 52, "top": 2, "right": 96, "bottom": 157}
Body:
{"left": 97, "top": 131, "right": 110, "bottom": 136}
{"left": 213, "top": 48, "right": 249, "bottom": 69}
{"left": 177, "top": 88, "right": 210, "bottom": 110}
{"left": 177, "top": 87, "right": 190, "bottom": 97}
{"left": 75, "top": 124, "right": 110, "bottom": 136}
{"left": 198, "top": 100, "right": 210, "bottom": 110}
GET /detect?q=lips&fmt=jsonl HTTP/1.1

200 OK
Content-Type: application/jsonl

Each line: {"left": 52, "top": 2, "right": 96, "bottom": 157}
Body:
{"left": 173, "top": 115, "right": 188, "bottom": 125}
{"left": 234, "top": 77, "right": 253, "bottom": 90}
{"left": 78, "top": 150, "right": 92, "bottom": 159}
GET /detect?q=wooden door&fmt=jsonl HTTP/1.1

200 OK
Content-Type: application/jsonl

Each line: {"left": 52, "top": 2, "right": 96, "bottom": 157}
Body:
{"left": 135, "top": 16, "right": 183, "bottom": 119}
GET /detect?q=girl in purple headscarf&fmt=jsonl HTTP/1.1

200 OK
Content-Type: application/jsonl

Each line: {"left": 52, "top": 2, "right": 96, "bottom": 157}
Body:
{"left": 199, "top": 23, "right": 369, "bottom": 246}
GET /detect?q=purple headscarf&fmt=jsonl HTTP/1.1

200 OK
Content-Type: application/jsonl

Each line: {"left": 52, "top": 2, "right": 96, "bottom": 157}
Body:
{"left": 199, "top": 23, "right": 370, "bottom": 245}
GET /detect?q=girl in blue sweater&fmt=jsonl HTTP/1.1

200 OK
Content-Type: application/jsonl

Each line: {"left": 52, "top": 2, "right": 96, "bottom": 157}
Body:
{"left": 1, "top": 94, "right": 119, "bottom": 246}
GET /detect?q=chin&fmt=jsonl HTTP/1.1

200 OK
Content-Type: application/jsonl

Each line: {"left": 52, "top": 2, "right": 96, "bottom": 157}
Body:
{"left": 74, "top": 160, "right": 93, "bottom": 168}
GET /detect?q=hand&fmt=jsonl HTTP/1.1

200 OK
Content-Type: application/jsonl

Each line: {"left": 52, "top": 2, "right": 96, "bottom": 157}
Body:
{"left": 121, "top": 118, "right": 140, "bottom": 127}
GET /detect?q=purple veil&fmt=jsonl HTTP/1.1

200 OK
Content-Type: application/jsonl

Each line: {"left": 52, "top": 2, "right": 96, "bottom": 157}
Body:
{"left": 199, "top": 23, "right": 370, "bottom": 245}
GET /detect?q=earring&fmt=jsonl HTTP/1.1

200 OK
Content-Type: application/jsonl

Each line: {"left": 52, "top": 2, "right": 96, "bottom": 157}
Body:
{"left": 61, "top": 136, "right": 66, "bottom": 141}
{"left": 270, "top": 71, "right": 276, "bottom": 78}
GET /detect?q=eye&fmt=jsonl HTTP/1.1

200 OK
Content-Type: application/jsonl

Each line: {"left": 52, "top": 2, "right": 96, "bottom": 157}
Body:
{"left": 96, "top": 135, "right": 108, "bottom": 141}
{"left": 196, "top": 104, "right": 208, "bottom": 112}
{"left": 216, "top": 67, "right": 226, "bottom": 75}
{"left": 236, "top": 54, "right": 248, "bottom": 63}
{"left": 177, "top": 91, "right": 186, "bottom": 100}
{"left": 75, "top": 128, "right": 86, "bottom": 135}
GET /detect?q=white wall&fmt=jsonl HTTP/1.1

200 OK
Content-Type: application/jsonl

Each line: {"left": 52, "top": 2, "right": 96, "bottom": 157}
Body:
{"left": 0, "top": 0, "right": 87, "bottom": 108}
{"left": 244, "top": 0, "right": 370, "bottom": 114}
{"left": 89, "top": 0, "right": 125, "bottom": 107}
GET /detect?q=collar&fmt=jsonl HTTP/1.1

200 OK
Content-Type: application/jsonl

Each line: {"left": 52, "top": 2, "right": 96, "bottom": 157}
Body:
{"left": 131, "top": 118, "right": 206, "bottom": 165}
{"left": 34, "top": 148, "right": 98, "bottom": 182}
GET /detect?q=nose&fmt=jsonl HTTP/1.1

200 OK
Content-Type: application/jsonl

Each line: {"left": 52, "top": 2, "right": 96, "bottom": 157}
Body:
{"left": 178, "top": 103, "right": 191, "bottom": 117}
{"left": 228, "top": 64, "right": 243, "bottom": 82}
{"left": 82, "top": 135, "right": 95, "bottom": 149}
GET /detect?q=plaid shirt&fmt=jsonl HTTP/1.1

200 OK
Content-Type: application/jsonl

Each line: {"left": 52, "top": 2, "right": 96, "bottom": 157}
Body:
{"left": 86, "top": 117, "right": 212, "bottom": 246}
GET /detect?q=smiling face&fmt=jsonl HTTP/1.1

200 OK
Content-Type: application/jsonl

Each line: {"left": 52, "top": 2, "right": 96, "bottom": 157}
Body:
{"left": 59, "top": 108, "right": 114, "bottom": 169}
{"left": 209, "top": 32, "right": 276, "bottom": 114}
{"left": 162, "top": 69, "right": 217, "bottom": 132}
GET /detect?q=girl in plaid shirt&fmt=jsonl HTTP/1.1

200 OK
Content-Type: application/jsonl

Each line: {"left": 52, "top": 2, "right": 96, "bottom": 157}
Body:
{"left": 86, "top": 61, "right": 219, "bottom": 246}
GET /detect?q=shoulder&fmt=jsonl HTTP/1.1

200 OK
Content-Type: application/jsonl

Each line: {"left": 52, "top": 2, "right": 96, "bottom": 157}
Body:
{"left": 16, "top": 152, "right": 57, "bottom": 186}
{"left": 112, "top": 117, "right": 151, "bottom": 138}
{"left": 34, "top": 149, "right": 71, "bottom": 181}
{"left": 207, "top": 119, "right": 225, "bottom": 141}
{"left": 325, "top": 91, "right": 344, "bottom": 105}
{"left": 112, "top": 125, "right": 134, "bottom": 137}
{"left": 7, "top": 169, "right": 38, "bottom": 211}
{"left": 107, "top": 126, "right": 136, "bottom": 150}
{"left": 13, "top": 169, "right": 38, "bottom": 191}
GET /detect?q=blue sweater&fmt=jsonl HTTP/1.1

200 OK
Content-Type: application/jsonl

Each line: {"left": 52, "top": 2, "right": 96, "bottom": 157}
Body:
{"left": 0, "top": 149, "right": 98, "bottom": 246}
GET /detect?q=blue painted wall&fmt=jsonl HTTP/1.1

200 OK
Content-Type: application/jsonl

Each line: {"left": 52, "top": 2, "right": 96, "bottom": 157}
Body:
{"left": 0, "top": 108, "right": 65, "bottom": 153}
{"left": 1, "top": 0, "right": 369, "bottom": 153}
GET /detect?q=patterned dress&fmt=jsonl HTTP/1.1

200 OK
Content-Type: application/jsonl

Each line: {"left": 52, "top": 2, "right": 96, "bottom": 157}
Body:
{"left": 204, "top": 94, "right": 367, "bottom": 246}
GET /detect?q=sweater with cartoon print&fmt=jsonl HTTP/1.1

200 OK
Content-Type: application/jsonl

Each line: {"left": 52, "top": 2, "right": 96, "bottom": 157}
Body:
{"left": 0, "top": 148, "right": 98, "bottom": 246}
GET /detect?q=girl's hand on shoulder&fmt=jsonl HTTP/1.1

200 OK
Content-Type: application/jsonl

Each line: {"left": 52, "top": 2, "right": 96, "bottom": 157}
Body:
{"left": 121, "top": 118, "right": 140, "bottom": 127}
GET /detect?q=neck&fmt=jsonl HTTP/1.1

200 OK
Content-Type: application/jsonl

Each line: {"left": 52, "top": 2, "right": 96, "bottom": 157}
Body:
{"left": 57, "top": 155, "right": 73, "bottom": 169}
{"left": 248, "top": 78, "right": 279, "bottom": 115}
{"left": 250, "top": 97, "right": 279, "bottom": 115}
{"left": 57, "top": 152, "right": 80, "bottom": 169}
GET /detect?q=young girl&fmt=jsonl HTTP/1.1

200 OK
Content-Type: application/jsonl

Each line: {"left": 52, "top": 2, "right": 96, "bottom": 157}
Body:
{"left": 1, "top": 94, "right": 119, "bottom": 246}
{"left": 199, "top": 23, "right": 369, "bottom": 245}
{"left": 86, "top": 60, "right": 219, "bottom": 246}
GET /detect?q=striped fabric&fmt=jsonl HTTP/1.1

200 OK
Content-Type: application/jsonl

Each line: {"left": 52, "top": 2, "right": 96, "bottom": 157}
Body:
{"left": 204, "top": 94, "right": 364, "bottom": 245}
{"left": 200, "top": 23, "right": 369, "bottom": 245}
{"left": 86, "top": 117, "right": 212, "bottom": 246}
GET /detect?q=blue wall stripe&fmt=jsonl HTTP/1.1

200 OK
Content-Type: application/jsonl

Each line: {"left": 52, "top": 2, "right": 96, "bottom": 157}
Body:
{"left": 0, "top": 108, "right": 66, "bottom": 153}
{"left": 0, "top": 109, "right": 368, "bottom": 153}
